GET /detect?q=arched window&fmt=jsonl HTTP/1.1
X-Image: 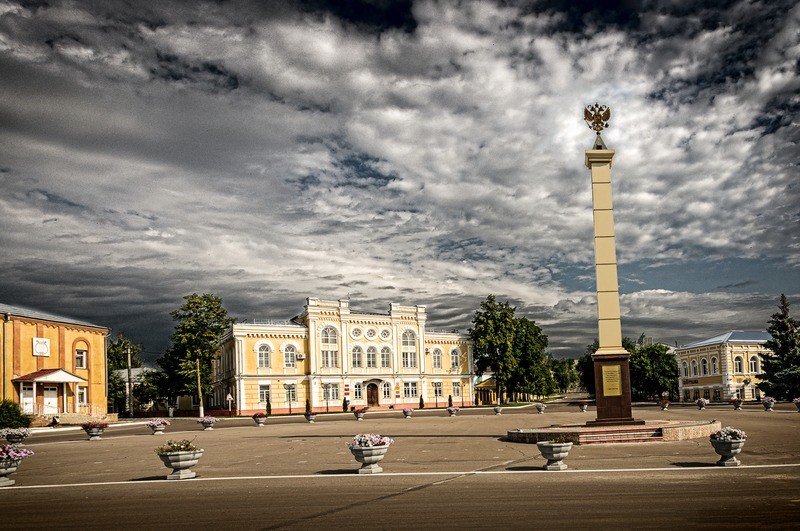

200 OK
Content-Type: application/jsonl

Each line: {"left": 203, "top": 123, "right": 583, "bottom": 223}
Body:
{"left": 701, "top": 358, "right": 708, "bottom": 376}
{"left": 258, "top": 344, "right": 271, "bottom": 368}
{"left": 450, "top": 349, "right": 460, "bottom": 370}
{"left": 382, "top": 382, "right": 391, "bottom": 399}
{"left": 401, "top": 330, "right": 417, "bottom": 368}
{"left": 691, "top": 360, "right": 698, "bottom": 377}
{"left": 366, "top": 347, "right": 377, "bottom": 368}
{"left": 749, "top": 356, "right": 759, "bottom": 373}
{"left": 432, "top": 348, "right": 442, "bottom": 369}
{"left": 734, "top": 356, "right": 744, "bottom": 373}
{"left": 284, "top": 345, "right": 296, "bottom": 368}
{"left": 380, "top": 347, "right": 391, "bottom": 368}
{"left": 352, "top": 346, "right": 363, "bottom": 368}
{"left": 682, "top": 362, "right": 688, "bottom": 377}
{"left": 321, "top": 327, "right": 339, "bottom": 368}
{"left": 711, "top": 357, "right": 717, "bottom": 374}
{"left": 354, "top": 383, "right": 362, "bottom": 399}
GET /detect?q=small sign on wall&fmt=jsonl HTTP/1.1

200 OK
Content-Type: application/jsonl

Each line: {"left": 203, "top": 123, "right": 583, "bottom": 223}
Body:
{"left": 33, "top": 337, "right": 51, "bottom": 357}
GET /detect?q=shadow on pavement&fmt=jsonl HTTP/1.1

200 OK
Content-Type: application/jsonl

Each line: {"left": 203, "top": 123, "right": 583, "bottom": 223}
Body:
{"left": 131, "top": 475, "right": 168, "bottom": 481}
{"left": 317, "top": 469, "right": 357, "bottom": 475}
{"left": 506, "top": 466, "right": 544, "bottom": 472}
{"left": 671, "top": 462, "right": 715, "bottom": 468}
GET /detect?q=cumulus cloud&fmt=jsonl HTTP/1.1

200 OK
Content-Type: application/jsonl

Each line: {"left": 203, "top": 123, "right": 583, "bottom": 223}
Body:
{"left": 0, "top": 0, "right": 797, "bottom": 360}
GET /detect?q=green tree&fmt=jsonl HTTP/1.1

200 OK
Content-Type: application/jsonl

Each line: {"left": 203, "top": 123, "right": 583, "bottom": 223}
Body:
{"left": 507, "top": 316, "right": 551, "bottom": 399}
{"left": 469, "top": 295, "right": 518, "bottom": 404}
{"left": 629, "top": 343, "right": 678, "bottom": 400}
{"left": 132, "top": 369, "right": 163, "bottom": 409}
{"left": 551, "top": 357, "right": 579, "bottom": 394}
{"left": 158, "top": 293, "right": 235, "bottom": 404}
{"left": 107, "top": 370, "right": 126, "bottom": 413}
{"left": 758, "top": 294, "right": 800, "bottom": 400}
{"left": 106, "top": 333, "right": 144, "bottom": 371}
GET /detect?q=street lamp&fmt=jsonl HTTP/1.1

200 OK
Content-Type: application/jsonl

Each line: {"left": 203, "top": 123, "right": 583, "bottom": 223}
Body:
{"left": 322, "top": 383, "right": 331, "bottom": 413}
{"left": 283, "top": 384, "right": 293, "bottom": 415}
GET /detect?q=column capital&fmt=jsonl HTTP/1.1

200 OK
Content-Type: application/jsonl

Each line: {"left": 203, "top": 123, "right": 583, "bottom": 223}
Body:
{"left": 585, "top": 149, "right": 615, "bottom": 169}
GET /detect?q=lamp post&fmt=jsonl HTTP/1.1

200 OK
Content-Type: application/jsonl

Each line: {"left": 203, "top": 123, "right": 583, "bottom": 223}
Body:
{"left": 283, "top": 384, "right": 292, "bottom": 415}
{"left": 322, "top": 383, "right": 331, "bottom": 413}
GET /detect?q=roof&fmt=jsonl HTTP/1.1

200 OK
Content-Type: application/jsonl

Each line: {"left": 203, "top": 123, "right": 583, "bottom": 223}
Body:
{"left": 680, "top": 331, "right": 772, "bottom": 349}
{"left": 0, "top": 303, "right": 106, "bottom": 329}
{"left": 12, "top": 368, "right": 86, "bottom": 383}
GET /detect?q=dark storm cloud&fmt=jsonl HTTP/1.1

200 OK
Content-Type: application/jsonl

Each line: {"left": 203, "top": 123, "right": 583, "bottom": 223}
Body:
{"left": 0, "top": 0, "right": 797, "bottom": 361}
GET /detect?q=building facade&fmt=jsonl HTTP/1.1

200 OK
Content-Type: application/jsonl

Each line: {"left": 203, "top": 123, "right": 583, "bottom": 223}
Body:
{"left": 212, "top": 298, "right": 473, "bottom": 414}
{"left": 676, "top": 331, "right": 771, "bottom": 402}
{"left": 1, "top": 303, "right": 109, "bottom": 417}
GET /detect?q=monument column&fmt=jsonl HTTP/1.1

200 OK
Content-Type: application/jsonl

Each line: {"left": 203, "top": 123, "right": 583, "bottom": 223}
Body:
{"left": 583, "top": 103, "right": 642, "bottom": 426}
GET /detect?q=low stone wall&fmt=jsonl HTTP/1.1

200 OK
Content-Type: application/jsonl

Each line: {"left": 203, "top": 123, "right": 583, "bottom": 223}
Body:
{"left": 661, "top": 420, "right": 721, "bottom": 441}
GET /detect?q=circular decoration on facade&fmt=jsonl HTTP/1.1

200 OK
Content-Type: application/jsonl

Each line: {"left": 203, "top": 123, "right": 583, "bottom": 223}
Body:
{"left": 380, "top": 329, "right": 391, "bottom": 339}
{"left": 366, "top": 328, "right": 377, "bottom": 339}
{"left": 351, "top": 327, "right": 363, "bottom": 339}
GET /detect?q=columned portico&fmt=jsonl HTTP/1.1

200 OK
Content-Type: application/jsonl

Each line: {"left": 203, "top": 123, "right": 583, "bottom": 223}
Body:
{"left": 12, "top": 368, "right": 86, "bottom": 415}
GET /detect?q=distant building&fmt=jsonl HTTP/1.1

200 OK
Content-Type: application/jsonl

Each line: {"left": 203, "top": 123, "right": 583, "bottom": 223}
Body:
{"left": 675, "top": 331, "right": 772, "bottom": 402}
{"left": 212, "top": 298, "right": 473, "bottom": 414}
{"left": 1, "top": 303, "right": 109, "bottom": 418}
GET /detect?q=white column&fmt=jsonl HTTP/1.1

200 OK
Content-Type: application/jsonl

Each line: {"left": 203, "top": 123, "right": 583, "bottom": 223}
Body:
{"left": 74, "top": 383, "right": 78, "bottom": 413}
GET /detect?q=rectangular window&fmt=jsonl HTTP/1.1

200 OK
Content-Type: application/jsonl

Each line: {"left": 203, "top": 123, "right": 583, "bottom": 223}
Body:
{"left": 354, "top": 384, "right": 362, "bottom": 400}
{"left": 712, "top": 388, "right": 720, "bottom": 401}
{"left": 382, "top": 384, "right": 391, "bottom": 399}
{"left": 703, "top": 389, "right": 710, "bottom": 400}
{"left": 75, "top": 349, "right": 87, "bottom": 369}
{"left": 402, "top": 351, "right": 417, "bottom": 368}
{"left": 285, "top": 384, "right": 296, "bottom": 403}
{"left": 323, "top": 384, "right": 340, "bottom": 401}
{"left": 259, "top": 385, "right": 270, "bottom": 403}
{"left": 403, "top": 382, "right": 418, "bottom": 398}
{"left": 683, "top": 390, "right": 690, "bottom": 402}
{"left": 367, "top": 349, "right": 377, "bottom": 368}
{"left": 322, "top": 350, "right": 339, "bottom": 368}
{"left": 453, "top": 382, "right": 461, "bottom": 397}
{"left": 433, "top": 382, "right": 443, "bottom": 397}
{"left": 77, "top": 386, "right": 87, "bottom": 404}
{"left": 381, "top": 350, "right": 391, "bottom": 368}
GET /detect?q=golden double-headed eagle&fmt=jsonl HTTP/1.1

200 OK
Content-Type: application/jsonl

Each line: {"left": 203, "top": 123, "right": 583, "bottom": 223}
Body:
{"left": 584, "top": 103, "right": 610, "bottom": 133}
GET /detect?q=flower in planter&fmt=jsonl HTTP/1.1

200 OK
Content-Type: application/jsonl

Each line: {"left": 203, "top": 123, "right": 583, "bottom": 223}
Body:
{"left": 346, "top": 433, "right": 394, "bottom": 449}
{"left": 761, "top": 397, "right": 776, "bottom": 405}
{"left": 402, "top": 408, "right": 412, "bottom": 415}
{"left": 0, "top": 428, "right": 32, "bottom": 443}
{"left": 146, "top": 419, "right": 170, "bottom": 428}
{"left": 81, "top": 421, "right": 109, "bottom": 430}
{"left": 0, "top": 444, "right": 34, "bottom": 461}
{"left": 710, "top": 426, "right": 747, "bottom": 441}
{"left": 252, "top": 412, "right": 267, "bottom": 419}
{"left": 196, "top": 416, "right": 218, "bottom": 424}
{"left": 446, "top": 406, "right": 459, "bottom": 415}
{"left": 695, "top": 398, "right": 709, "bottom": 408}
{"left": 155, "top": 439, "right": 200, "bottom": 454}
{"left": 729, "top": 397, "right": 743, "bottom": 404}
{"left": 353, "top": 407, "right": 369, "bottom": 418}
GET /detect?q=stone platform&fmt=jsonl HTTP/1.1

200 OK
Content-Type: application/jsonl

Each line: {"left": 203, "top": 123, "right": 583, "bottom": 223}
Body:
{"left": 507, "top": 419, "right": 721, "bottom": 445}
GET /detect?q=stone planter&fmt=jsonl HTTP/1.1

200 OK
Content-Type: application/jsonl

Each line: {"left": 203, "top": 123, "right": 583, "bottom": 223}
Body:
{"left": 795, "top": 402, "right": 800, "bottom": 412}
{"left": 447, "top": 410, "right": 458, "bottom": 417}
{"left": 763, "top": 402, "right": 774, "bottom": 412}
{"left": 731, "top": 402, "right": 742, "bottom": 411}
{"left": 5, "top": 433, "right": 26, "bottom": 445}
{"left": 0, "top": 459, "right": 22, "bottom": 487}
{"left": 305, "top": 414, "right": 316, "bottom": 423}
{"left": 253, "top": 417, "right": 267, "bottom": 427}
{"left": 354, "top": 412, "right": 364, "bottom": 421}
{"left": 84, "top": 427, "right": 104, "bottom": 441}
{"left": 402, "top": 411, "right": 412, "bottom": 419}
{"left": 158, "top": 450, "right": 204, "bottom": 480}
{"left": 535, "top": 404, "right": 546, "bottom": 414}
{"left": 150, "top": 425, "right": 166, "bottom": 435}
{"left": 697, "top": 405, "right": 705, "bottom": 410}
{"left": 200, "top": 421, "right": 214, "bottom": 430}
{"left": 579, "top": 404, "right": 588, "bottom": 413}
{"left": 493, "top": 406, "right": 502, "bottom": 415}
{"left": 349, "top": 445, "right": 390, "bottom": 474}
{"left": 660, "top": 405, "right": 669, "bottom": 411}
{"left": 710, "top": 438, "right": 745, "bottom": 466}
{"left": 536, "top": 441, "right": 573, "bottom": 471}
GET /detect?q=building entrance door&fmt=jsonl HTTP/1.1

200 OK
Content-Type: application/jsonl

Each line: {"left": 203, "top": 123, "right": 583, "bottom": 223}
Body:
{"left": 21, "top": 384, "right": 34, "bottom": 413}
{"left": 44, "top": 386, "right": 59, "bottom": 414}
{"left": 367, "top": 384, "right": 379, "bottom": 406}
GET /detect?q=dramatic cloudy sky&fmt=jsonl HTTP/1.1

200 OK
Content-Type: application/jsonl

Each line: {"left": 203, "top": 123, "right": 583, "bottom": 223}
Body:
{"left": 1, "top": 0, "right": 798, "bottom": 361}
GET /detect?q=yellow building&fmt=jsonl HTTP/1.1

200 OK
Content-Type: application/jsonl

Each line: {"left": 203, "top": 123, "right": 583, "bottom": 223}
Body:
{"left": 676, "top": 331, "right": 772, "bottom": 402}
{"left": 212, "top": 298, "right": 473, "bottom": 414}
{"left": 1, "top": 303, "right": 109, "bottom": 418}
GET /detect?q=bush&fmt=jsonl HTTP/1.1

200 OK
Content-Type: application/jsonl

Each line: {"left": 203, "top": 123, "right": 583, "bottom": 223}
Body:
{"left": 0, "top": 400, "right": 31, "bottom": 429}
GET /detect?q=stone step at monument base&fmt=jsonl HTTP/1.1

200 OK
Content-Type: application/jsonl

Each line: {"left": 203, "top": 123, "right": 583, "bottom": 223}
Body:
{"left": 507, "top": 419, "right": 720, "bottom": 445}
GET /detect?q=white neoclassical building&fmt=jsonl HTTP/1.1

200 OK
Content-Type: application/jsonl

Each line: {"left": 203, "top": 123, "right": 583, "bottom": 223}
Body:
{"left": 212, "top": 298, "right": 473, "bottom": 414}
{"left": 675, "top": 331, "right": 772, "bottom": 402}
